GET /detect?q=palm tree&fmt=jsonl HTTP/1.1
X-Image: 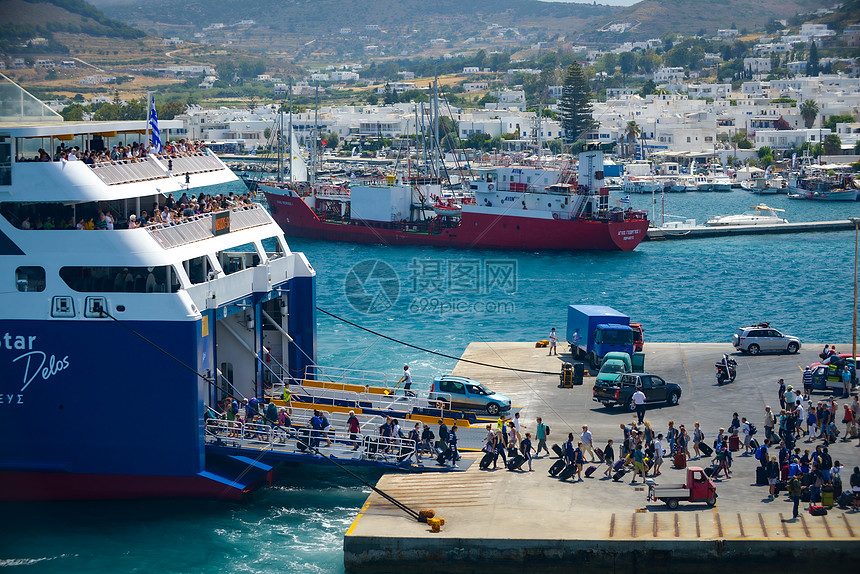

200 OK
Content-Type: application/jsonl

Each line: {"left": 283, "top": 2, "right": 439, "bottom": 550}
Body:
{"left": 625, "top": 121, "right": 642, "bottom": 158}
{"left": 800, "top": 99, "right": 819, "bottom": 129}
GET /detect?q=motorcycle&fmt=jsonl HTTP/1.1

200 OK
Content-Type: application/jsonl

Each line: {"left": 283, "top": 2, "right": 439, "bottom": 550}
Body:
{"left": 715, "top": 354, "right": 737, "bottom": 384}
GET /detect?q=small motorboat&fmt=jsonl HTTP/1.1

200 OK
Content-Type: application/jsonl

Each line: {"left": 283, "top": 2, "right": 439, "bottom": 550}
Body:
{"left": 705, "top": 204, "right": 788, "bottom": 227}
{"left": 432, "top": 200, "right": 462, "bottom": 217}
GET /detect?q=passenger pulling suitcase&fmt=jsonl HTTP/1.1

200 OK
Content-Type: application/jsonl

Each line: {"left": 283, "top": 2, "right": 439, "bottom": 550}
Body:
{"left": 674, "top": 452, "right": 687, "bottom": 469}
{"left": 507, "top": 454, "right": 526, "bottom": 471}
{"left": 552, "top": 444, "right": 564, "bottom": 458}
{"left": 559, "top": 465, "right": 576, "bottom": 480}
{"left": 729, "top": 435, "right": 740, "bottom": 452}
{"left": 585, "top": 465, "right": 598, "bottom": 478}
{"left": 750, "top": 438, "right": 760, "bottom": 451}
{"left": 612, "top": 469, "right": 628, "bottom": 482}
{"left": 756, "top": 466, "right": 768, "bottom": 486}
{"left": 699, "top": 442, "right": 713, "bottom": 457}
{"left": 479, "top": 452, "right": 495, "bottom": 470}
{"left": 549, "top": 459, "right": 566, "bottom": 477}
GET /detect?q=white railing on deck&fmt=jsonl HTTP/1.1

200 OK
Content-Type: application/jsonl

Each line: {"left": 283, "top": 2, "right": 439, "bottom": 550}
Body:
{"left": 89, "top": 156, "right": 169, "bottom": 185}
{"left": 166, "top": 152, "right": 226, "bottom": 176}
{"left": 146, "top": 203, "right": 271, "bottom": 249}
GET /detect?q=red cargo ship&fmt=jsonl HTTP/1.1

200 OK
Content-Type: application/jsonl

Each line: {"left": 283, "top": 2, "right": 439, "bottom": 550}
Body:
{"left": 263, "top": 151, "right": 649, "bottom": 251}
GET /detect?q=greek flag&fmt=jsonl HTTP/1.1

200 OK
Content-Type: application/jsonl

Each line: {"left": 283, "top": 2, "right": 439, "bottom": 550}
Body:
{"left": 149, "top": 98, "right": 162, "bottom": 153}
{"left": 621, "top": 195, "right": 630, "bottom": 205}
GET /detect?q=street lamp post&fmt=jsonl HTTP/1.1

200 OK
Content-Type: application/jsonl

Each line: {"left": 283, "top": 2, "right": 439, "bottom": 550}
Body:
{"left": 851, "top": 217, "right": 860, "bottom": 372}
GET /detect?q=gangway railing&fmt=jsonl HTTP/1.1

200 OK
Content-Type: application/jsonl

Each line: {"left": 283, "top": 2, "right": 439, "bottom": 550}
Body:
{"left": 204, "top": 417, "right": 417, "bottom": 464}
{"left": 289, "top": 381, "right": 451, "bottom": 415}
{"left": 304, "top": 365, "right": 391, "bottom": 388}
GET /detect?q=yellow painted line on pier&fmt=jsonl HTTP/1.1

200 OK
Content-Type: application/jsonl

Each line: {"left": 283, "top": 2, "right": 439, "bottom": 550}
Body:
{"left": 346, "top": 499, "right": 372, "bottom": 536}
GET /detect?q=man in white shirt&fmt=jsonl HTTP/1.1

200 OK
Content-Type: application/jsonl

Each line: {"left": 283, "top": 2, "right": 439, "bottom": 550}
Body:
{"left": 632, "top": 386, "right": 646, "bottom": 424}
{"left": 548, "top": 328, "right": 558, "bottom": 355}
{"left": 741, "top": 417, "right": 752, "bottom": 454}
{"left": 652, "top": 434, "right": 664, "bottom": 476}
{"left": 580, "top": 425, "right": 595, "bottom": 462}
{"left": 513, "top": 411, "right": 525, "bottom": 442}
{"left": 398, "top": 365, "right": 413, "bottom": 396}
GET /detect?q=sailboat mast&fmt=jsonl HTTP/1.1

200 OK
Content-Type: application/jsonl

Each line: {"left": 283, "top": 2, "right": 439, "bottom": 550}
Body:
{"left": 288, "top": 77, "right": 293, "bottom": 184}
{"left": 311, "top": 82, "right": 318, "bottom": 187}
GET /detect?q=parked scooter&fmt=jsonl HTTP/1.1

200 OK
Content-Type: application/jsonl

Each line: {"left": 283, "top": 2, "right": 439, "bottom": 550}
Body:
{"left": 715, "top": 354, "right": 737, "bottom": 384}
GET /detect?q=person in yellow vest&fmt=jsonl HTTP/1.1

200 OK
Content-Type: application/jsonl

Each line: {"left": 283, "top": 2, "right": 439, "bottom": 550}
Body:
{"left": 282, "top": 386, "right": 292, "bottom": 415}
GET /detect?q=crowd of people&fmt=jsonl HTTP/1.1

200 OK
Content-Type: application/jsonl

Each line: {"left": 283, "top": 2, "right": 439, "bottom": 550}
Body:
{"left": 19, "top": 140, "right": 210, "bottom": 165}
{"left": 10, "top": 191, "right": 255, "bottom": 232}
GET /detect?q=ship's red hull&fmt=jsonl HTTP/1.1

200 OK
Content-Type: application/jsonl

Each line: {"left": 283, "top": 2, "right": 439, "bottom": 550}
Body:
{"left": 266, "top": 194, "right": 649, "bottom": 251}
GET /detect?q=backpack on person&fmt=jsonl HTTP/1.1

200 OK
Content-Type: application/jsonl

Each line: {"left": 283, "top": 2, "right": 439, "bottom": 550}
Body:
{"left": 754, "top": 445, "right": 765, "bottom": 460}
{"left": 748, "top": 422, "right": 757, "bottom": 436}
{"left": 544, "top": 425, "right": 550, "bottom": 437}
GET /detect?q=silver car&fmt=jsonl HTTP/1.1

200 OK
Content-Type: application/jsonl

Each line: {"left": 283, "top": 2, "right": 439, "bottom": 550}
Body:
{"left": 429, "top": 375, "right": 511, "bottom": 415}
{"left": 732, "top": 326, "right": 801, "bottom": 355}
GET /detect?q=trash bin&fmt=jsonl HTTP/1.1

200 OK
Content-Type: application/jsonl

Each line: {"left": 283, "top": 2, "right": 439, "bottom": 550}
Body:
{"left": 572, "top": 362, "right": 584, "bottom": 386}
{"left": 559, "top": 363, "right": 574, "bottom": 388}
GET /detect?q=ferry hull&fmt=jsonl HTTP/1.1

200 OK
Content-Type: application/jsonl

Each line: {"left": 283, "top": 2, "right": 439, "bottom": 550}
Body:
{"left": 0, "top": 469, "right": 259, "bottom": 502}
{"left": 266, "top": 194, "right": 649, "bottom": 251}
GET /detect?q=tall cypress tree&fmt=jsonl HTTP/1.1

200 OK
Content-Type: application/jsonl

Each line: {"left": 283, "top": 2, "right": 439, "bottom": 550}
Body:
{"left": 558, "top": 62, "right": 594, "bottom": 145}
{"left": 807, "top": 41, "right": 819, "bottom": 76}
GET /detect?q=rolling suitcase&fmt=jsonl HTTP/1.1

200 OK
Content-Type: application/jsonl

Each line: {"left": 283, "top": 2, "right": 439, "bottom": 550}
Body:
{"left": 585, "top": 465, "right": 598, "bottom": 478}
{"left": 821, "top": 487, "right": 834, "bottom": 508}
{"left": 704, "top": 465, "right": 717, "bottom": 477}
{"left": 674, "top": 452, "right": 686, "bottom": 469}
{"left": 756, "top": 466, "right": 768, "bottom": 486}
{"left": 699, "top": 442, "right": 713, "bottom": 457}
{"left": 781, "top": 465, "right": 789, "bottom": 481}
{"left": 479, "top": 452, "right": 495, "bottom": 470}
{"left": 750, "top": 438, "right": 760, "bottom": 451}
{"left": 507, "top": 454, "right": 526, "bottom": 471}
{"left": 549, "top": 459, "right": 566, "bottom": 477}
{"left": 801, "top": 488, "right": 811, "bottom": 502}
{"left": 559, "top": 465, "right": 576, "bottom": 480}
{"left": 612, "top": 469, "right": 628, "bottom": 482}
{"left": 809, "top": 505, "right": 827, "bottom": 516}
{"left": 729, "top": 435, "right": 740, "bottom": 452}
{"left": 774, "top": 480, "right": 787, "bottom": 495}
{"left": 552, "top": 444, "right": 564, "bottom": 458}
{"left": 594, "top": 448, "right": 605, "bottom": 462}
{"left": 613, "top": 459, "right": 625, "bottom": 472}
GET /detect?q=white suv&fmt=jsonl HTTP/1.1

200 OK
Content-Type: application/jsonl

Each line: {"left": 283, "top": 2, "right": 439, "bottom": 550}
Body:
{"left": 733, "top": 325, "right": 801, "bottom": 355}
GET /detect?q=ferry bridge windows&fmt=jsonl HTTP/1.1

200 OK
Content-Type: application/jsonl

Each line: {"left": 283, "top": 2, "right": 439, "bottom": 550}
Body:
{"left": 185, "top": 256, "right": 214, "bottom": 285}
{"left": 0, "top": 142, "right": 11, "bottom": 185}
{"left": 60, "top": 266, "right": 180, "bottom": 293}
{"left": 16, "top": 266, "right": 45, "bottom": 292}
{"left": 263, "top": 236, "right": 285, "bottom": 260}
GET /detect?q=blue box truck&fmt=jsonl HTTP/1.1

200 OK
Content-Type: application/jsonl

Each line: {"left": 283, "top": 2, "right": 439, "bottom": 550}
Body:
{"left": 566, "top": 305, "right": 635, "bottom": 370}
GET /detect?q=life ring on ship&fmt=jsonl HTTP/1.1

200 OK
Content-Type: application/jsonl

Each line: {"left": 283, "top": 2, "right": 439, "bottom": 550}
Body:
{"left": 488, "top": 184, "right": 494, "bottom": 191}
{"left": 552, "top": 213, "right": 559, "bottom": 220}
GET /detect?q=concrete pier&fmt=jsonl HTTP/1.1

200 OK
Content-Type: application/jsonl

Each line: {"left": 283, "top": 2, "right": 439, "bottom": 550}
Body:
{"left": 646, "top": 220, "right": 855, "bottom": 241}
{"left": 344, "top": 342, "right": 860, "bottom": 573}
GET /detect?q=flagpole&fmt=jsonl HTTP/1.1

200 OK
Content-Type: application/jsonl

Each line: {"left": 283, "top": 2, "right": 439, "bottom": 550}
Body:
{"left": 146, "top": 91, "right": 152, "bottom": 151}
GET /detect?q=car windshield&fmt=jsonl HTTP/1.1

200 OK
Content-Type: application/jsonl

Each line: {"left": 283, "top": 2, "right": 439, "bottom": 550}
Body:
{"left": 601, "top": 363, "right": 625, "bottom": 374}
{"left": 597, "top": 329, "right": 634, "bottom": 345}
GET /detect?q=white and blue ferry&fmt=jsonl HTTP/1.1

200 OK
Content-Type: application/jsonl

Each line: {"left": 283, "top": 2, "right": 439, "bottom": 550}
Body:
{"left": 0, "top": 81, "right": 316, "bottom": 500}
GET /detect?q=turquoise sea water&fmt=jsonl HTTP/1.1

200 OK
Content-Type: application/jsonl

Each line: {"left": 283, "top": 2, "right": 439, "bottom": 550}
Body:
{"left": 2, "top": 186, "right": 857, "bottom": 573}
